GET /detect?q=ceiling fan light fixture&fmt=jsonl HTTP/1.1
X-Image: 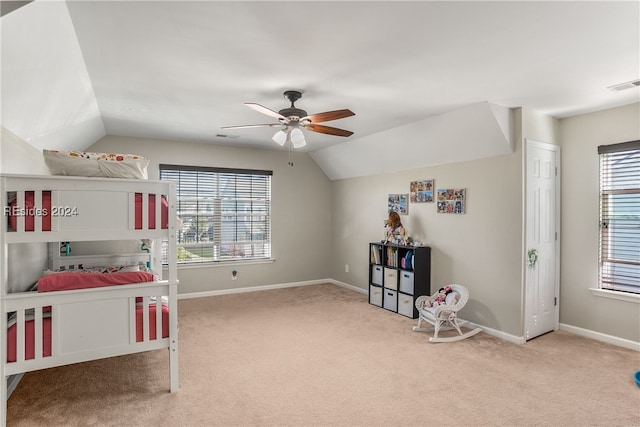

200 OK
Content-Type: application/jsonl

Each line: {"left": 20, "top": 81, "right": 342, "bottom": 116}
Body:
{"left": 292, "top": 139, "right": 306, "bottom": 149}
{"left": 290, "top": 128, "right": 306, "bottom": 148}
{"left": 272, "top": 130, "right": 287, "bottom": 146}
{"left": 223, "top": 90, "right": 354, "bottom": 159}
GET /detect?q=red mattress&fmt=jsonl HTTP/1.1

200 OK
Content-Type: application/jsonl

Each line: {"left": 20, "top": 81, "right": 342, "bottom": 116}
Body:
{"left": 6, "top": 303, "right": 169, "bottom": 363}
{"left": 37, "top": 271, "right": 155, "bottom": 293}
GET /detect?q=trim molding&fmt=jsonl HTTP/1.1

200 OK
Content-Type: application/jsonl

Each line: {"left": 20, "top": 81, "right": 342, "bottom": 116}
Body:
{"left": 560, "top": 323, "right": 640, "bottom": 352}
{"left": 178, "top": 279, "right": 333, "bottom": 299}
{"left": 327, "top": 279, "right": 368, "bottom": 295}
{"left": 589, "top": 288, "right": 640, "bottom": 304}
{"left": 460, "top": 320, "right": 526, "bottom": 345}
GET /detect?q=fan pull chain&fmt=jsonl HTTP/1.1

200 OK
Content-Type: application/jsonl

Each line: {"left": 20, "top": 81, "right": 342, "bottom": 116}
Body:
{"left": 288, "top": 141, "right": 294, "bottom": 166}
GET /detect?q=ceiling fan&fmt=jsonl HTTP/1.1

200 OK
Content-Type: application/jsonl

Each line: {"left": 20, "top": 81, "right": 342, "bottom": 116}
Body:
{"left": 222, "top": 90, "right": 355, "bottom": 149}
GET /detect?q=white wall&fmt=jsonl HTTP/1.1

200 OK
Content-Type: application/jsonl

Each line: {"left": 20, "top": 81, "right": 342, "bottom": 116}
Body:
{"left": 88, "top": 136, "right": 333, "bottom": 295}
{"left": 559, "top": 103, "right": 640, "bottom": 343}
{"left": 329, "top": 131, "right": 525, "bottom": 337}
{"left": 1, "top": 1, "right": 105, "bottom": 152}
{"left": 329, "top": 104, "right": 640, "bottom": 345}
{"left": 1, "top": 127, "right": 49, "bottom": 175}
{"left": 311, "top": 102, "right": 513, "bottom": 180}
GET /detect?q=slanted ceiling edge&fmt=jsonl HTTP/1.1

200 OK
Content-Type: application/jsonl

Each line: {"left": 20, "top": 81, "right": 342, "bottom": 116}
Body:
{"left": 310, "top": 101, "right": 514, "bottom": 181}
{"left": 1, "top": 0, "right": 105, "bottom": 153}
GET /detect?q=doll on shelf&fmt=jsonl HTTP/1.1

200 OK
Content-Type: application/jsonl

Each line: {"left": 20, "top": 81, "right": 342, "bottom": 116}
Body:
{"left": 384, "top": 211, "right": 407, "bottom": 245}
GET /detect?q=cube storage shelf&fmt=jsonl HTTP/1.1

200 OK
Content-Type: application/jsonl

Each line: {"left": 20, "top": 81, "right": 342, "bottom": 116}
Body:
{"left": 369, "top": 242, "right": 431, "bottom": 318}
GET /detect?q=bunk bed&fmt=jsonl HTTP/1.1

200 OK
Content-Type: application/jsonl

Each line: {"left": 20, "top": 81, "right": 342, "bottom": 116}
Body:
{"left": 1, "top": 173, "right": 179, "bottom": 425}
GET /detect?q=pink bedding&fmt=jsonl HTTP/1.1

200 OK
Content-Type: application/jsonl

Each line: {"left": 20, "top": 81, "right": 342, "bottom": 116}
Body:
{"left": 37, "top": 271, "right": 155, "bottom": 293}
{"left": 7, "top": 303, "right": 169, "bottom": 363}
{"left": 7, "top": 270, "right": 168, "bottom": 362}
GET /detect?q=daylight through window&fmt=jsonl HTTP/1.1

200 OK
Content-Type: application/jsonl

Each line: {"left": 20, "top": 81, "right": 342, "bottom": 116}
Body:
{"left": 160, "top": 165, "right": 272, "bottom": 264}
{"left": 598, "top": 140, "right": 640, "bottom": 294}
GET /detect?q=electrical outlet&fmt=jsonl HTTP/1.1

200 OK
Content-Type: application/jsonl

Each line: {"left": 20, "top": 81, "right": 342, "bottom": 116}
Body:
{"left": 345, "top": 264, "right": 349, "bottom": 273}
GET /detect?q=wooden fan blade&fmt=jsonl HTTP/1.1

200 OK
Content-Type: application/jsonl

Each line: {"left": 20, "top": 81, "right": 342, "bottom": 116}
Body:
{"left": 245, "top": 103, "right": 286, "bottom": 120}
{"left": 303, "top": 109, "right": 355, "bottom": 123}
{"left": 221, "top": 123, "right": 282, "bottom": 130}
{"left": 304, "top": 123, "right": 354, "bottom": 137}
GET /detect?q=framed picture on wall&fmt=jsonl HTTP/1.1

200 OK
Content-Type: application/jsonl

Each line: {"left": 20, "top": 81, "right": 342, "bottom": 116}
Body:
{"left": 437, "top": 188, "right": 465, "bottom": 214}
{"left": 410, "top": 179, "right": 434, "bottom": 203}
{"left": 387, "top": 193, "right": 409, "bottom": 215}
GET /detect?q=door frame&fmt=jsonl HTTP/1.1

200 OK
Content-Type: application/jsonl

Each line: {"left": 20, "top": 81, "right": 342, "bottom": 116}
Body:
{"left": 522, "top": 138, "right": 561, "bottom": 339}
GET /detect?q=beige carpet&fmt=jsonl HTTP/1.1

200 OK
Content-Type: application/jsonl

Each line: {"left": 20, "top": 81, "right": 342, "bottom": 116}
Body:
{"left": 6, "top": 284, "right": 640, "bottom": 426}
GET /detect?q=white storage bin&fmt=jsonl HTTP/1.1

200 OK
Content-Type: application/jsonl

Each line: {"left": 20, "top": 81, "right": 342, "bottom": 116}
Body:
{"left": 397, "top": 293, "right": 415, "bottom": 317}
{"left": 369, "top": 285, "right": 383, "bottom": 307}
{"left": 384, "top": 268, "right": 398, "bottom": 290}
{"left": 371, "top": 265, "right": 383, "bottom": 286}
{"left": 383, "top": 288, "right": 397, "bottom": 312}
{"left": 399, "top": 271, "right": 414, "bottom": 295}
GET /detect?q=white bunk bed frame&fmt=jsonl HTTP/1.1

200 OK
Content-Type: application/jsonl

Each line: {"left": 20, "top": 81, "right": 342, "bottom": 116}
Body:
{"left": 0, "top": 174, "right": 179, "bottom": 426}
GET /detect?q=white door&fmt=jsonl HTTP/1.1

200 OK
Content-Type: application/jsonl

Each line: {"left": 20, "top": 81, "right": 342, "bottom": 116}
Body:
{"left": 525, "top": 140, "right": 560, "bottom": 340}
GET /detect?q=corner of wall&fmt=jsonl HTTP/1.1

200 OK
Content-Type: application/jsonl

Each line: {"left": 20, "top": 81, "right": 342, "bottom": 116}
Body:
{"left": 0, "top": 126, "right": 49, "bottom": 175}
{"left": 488, "top": 102, "right": 515, "bottom": 153}
{"left": 519, "top": 108, "right": 559, "bottom": 146}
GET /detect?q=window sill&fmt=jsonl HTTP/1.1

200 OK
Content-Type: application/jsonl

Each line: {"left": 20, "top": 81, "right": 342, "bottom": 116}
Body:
{"left": 163, "top": 258, "right": 275, "bottom": 271}
{"left": 589, "top": 288, "right": 640, "bottom": 304}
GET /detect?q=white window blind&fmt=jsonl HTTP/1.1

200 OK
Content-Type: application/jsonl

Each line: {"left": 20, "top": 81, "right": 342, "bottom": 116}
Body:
{"left": 160, "top": 164, "right": 272, "bottom": 264}
{"left": 598, "top": 140, "right": 640, "bottom": 294}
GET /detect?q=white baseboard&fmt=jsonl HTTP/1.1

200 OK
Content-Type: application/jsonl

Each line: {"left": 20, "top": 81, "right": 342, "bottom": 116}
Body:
{"left": 178, "top": 279, "right": 333, "bottom": 299}
{"left": 178, "top": 278, "right": 370, "bottom": 300}
{"left": 560, "top": 323, "right": 640, "bottom": 351}
{"left": 327, "top": 279, "right": 368, "bottom": 295}
{"left": 458, "top": 321, "right": 639, "bottom": 350}
{"left": 460, "top": 320, "right": 526, "bottom": 345}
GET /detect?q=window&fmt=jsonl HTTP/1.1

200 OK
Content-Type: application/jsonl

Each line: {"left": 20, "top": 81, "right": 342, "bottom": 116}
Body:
{"left": 598, "top": 140, "right": 640, "bottom": 294}
{"left": 160, "top": 164, "right": 272, "bottom": 265}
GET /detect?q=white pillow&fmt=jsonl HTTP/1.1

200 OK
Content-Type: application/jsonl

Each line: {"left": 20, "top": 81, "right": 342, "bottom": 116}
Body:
{"left": 445, "top": 292, "right": 459, "bottom": 305}
{"left": 43, "top": 149, "right": 149, "bottom": 179}
{"left": 42, "top": 264, "right": 141, "bottom": 275}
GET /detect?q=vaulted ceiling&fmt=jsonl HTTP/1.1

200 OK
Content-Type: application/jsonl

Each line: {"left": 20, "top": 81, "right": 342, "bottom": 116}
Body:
{"left": 2, "top": 1, "right": 638, "bottom": 179}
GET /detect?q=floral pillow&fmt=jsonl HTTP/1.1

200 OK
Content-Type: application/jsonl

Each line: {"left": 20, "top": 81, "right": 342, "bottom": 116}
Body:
{"left": 43, "top": 264, "right": 141, "bottom": 275}
{"left": 65, "top": 151, "right": 144, "bottom": 162}
{"left": 43, "top": 149, "right": 150, "bottom": 179}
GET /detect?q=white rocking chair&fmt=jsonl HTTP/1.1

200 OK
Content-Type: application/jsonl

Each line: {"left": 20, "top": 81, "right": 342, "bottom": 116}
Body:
{"left": 412, "top": 284, "right": 482, "bottom": 343}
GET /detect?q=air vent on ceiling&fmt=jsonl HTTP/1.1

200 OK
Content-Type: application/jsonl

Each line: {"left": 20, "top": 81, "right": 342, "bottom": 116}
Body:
{"left": 215, "top": 133, "right": 239, "bottom": 139}
{"left": 607, "top": 79, "right": 640, "bottom": 92}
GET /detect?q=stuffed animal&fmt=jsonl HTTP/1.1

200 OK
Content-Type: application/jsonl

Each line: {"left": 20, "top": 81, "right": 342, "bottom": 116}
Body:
{"left": 426, "top": 286, "right": 453, "bottom": 307}
{"left": 384, "top": 211, "right": 407, "bottom": 245}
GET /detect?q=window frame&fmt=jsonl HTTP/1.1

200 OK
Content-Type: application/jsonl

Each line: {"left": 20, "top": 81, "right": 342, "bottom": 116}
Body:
{"left": 596, "top": 140, "right": 640, "bottom": 299}
{"left": 159, "top": 164, "right": 272, "bottom": 266}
